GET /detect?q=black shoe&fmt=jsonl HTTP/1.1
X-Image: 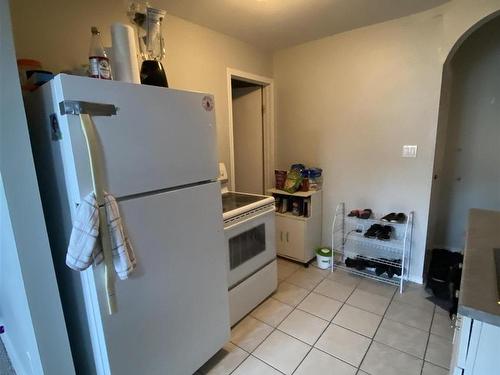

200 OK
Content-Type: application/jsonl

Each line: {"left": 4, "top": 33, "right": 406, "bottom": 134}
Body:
{"left": 387, "top": 267, "right": 395, "bottom": 278}
{"left": 391, "top": 259, "right": 402, "bottom": 276}
{"left": 392, "top": 213, "right": 406, "bottom": 223}
{"left": 345, "top": 258, "right": 357, "bottom": 268}
{"left": 386, "top": 259, "right": 402, "bottom": 278}
{"left": 355, "top": 258, "right": 368, "bottom": 270}
{"left": 381, "top": 213, "right": 396, "bottom": 222}
{"left": 377, "top": 225, "right": 393, "bottom": 241}
{"left": 375, "top": 264, "right": 387, "bottom": 276}
{"left": 364, "top": 224, "right": 382, "bottom": 238}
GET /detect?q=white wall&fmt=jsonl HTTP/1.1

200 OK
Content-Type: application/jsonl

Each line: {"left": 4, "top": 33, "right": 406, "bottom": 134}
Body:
{"left": 9, "top": 0, "right": 274, "bottom": 185}
{"left": 431, "top": 17, "right": 500, "bottom": 250}
{"left": 0, "top": 0, "right": 74, "bottom": 373}
{"left": 0, "top": 175, "right": 42, "bottom": 375}
{"left": 8, "top": 0, "right": 500, "bottom": 285}
{"left": 273, "top": 0, "right": 500, "bottom": 282}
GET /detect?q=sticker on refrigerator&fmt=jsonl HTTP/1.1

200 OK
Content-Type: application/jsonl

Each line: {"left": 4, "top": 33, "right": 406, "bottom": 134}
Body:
{"left": 202, "top": 96, "right": 214, "bottom": 111}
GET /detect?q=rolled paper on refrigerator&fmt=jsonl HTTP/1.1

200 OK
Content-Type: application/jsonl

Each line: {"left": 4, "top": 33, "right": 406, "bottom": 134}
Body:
{"left": 110, "top": 23, "right": 140, "bottom": 83}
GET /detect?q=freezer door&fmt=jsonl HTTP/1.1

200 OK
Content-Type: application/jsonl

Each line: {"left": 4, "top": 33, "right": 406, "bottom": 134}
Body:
{"left": 53, "top": 74, "right": 218, "bottom": 198}
{"left": 84, "top": 182, "right": 229, "bottom": 375}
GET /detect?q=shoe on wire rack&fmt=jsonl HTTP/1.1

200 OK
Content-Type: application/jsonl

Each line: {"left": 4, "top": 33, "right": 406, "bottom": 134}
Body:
{"left": 392, "top": 213, "right": 406, "bottom": 223}
{"left": 348, "top": 209, "right": 361, "bottom": 217}
{"left": 381, "top": 213, "right": 396, "bottom": 222}
{"left": 377, "top": 225, "right": 393, "bottom": 241}
{"left": 364, "top": 224, "right": 382, "bottom": 238}
{"left": 359, "top": 208, "right": 372, "bottom": 219}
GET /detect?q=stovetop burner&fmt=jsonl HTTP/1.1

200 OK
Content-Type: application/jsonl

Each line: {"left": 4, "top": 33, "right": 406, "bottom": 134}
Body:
{"left": 222, "top": 192, "right": 269, "bottom": 213}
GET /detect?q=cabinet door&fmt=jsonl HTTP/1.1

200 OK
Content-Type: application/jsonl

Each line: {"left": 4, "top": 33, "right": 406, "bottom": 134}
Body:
{"left": 451, "top": 315, "right": 471, "bottom": 370}
{"left": 282, "top": 219, "right": 305, "bottom": 261}
{"left": 275, "top": 216, "right": 288, "bottom": 255}
{"left": 468, "top": 322, "right": 500, "bottom": 375}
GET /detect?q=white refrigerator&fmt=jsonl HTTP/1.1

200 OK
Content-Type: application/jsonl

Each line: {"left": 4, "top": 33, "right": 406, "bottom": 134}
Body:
{"left": 26, "top": 74, "right": 229, "bottom": 375}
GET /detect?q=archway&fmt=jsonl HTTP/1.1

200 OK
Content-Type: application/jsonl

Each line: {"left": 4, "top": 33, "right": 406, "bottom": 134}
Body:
{"left": 426, "top": 13, "right": 500, "bottom": 258}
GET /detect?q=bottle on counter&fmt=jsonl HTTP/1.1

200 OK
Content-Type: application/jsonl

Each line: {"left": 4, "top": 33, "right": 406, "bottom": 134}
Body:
{"left": 89, "top": 26, "right": 112, "bottom": 80}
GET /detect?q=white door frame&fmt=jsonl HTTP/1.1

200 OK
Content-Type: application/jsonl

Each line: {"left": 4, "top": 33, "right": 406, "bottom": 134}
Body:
{"left": 227, "top": 68, "right": 275, "bottom": 192}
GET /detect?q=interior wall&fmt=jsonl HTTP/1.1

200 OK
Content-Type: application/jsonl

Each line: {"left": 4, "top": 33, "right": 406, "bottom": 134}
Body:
{"left": 430, "top": 17, "right": 500, "bottom": 251}
{"left": 0, "top": 175, "right": 41, "bottom": 375}
{"left": 0, "top": 0, "right": 74, "bottom": 373}
{"left": 232, "top": 85, "right": 264, "bottom": 194}
{"left": 273, "top": 0, "right": 500, "bottom": 283}
{"left": 9, "top": 0, "right": 274, "bottom": 186}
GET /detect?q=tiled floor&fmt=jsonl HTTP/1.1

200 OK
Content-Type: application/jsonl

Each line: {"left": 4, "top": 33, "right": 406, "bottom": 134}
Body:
{"left": 196, "top": 257, "right": 453, "bottom": 375}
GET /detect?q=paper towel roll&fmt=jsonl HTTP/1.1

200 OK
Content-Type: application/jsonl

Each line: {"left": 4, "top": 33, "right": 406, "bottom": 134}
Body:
{"left": 110, "top": 23, "right": 140, "bottom": 84}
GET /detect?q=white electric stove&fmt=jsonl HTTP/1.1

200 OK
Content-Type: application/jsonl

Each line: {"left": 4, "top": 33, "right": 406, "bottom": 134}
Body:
{"left": 219, "top": 164, "right": 278, "bottom": 326}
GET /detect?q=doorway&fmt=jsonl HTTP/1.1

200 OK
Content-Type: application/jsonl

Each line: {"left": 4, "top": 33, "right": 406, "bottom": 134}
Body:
{"left": 427, "top": 15, "right": 500, "bottom": 253}
{"left": 231, "top": 80, "right": 264, "bottom": 194}
{"left": 227, "top": 69, "right": 275, "bottom": 194}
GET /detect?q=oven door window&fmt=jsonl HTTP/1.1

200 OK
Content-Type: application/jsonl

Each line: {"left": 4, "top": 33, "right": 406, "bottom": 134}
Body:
{"left": 229, "top": 223, "right": 266, "bottom": 270}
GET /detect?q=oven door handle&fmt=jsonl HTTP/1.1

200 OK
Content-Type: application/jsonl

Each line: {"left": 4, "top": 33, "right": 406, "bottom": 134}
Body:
{"left": 224, "top": 207, "right": 275, "bottom": 231}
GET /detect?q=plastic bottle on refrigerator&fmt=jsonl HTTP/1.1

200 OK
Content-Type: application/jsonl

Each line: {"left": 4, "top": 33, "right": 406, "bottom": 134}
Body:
{"left": 89, "top": 26, "right": 112, "bottom": 80}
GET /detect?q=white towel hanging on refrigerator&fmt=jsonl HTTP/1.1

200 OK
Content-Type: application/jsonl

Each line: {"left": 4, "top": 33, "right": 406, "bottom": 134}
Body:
{"left": 66, "top": 192, "right": 136, "bottom": 280}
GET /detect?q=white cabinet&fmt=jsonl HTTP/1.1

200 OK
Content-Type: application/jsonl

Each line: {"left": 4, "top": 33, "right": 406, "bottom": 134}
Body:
{"left": 276, "top": 216, "right": 305, "bottom": 260}
{"left": 269, "top": 189, "right": 322, "bottom": 264}
{"left": 450, "top": 314, "right": 500, "bottom": 374}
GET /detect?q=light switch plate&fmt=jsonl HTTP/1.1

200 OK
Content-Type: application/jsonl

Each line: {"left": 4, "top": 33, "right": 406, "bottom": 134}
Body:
{"left": 402, "top": 145, "right": 418, "bottom": 158}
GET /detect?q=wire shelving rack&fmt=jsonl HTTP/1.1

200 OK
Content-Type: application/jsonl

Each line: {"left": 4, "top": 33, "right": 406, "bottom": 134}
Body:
{"left": 330, "top": 202, "right": 413, "bottom": 293}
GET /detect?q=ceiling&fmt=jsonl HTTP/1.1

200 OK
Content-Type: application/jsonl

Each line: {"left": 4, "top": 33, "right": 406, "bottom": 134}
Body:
{"left": 155, "top": 0, "right": 449, "bottom": 51}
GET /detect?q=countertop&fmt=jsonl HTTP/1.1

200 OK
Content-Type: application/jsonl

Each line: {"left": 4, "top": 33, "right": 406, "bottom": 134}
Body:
{"left": 458, "top": 208, "right": 500, "bottom": 326}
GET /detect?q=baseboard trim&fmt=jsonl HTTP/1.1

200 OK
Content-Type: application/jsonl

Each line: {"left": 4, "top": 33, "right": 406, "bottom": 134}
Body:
{"left": 408, "top": 275, "right": 424, "bottom": 285}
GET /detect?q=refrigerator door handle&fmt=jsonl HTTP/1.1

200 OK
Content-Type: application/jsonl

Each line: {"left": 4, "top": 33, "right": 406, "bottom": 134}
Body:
{"left": 79, "top": 113, "right": 117, "bottom": 315}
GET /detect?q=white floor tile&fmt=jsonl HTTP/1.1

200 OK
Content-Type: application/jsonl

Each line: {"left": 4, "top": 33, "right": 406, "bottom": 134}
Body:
{"left": 253, "top": 330, "right": 310, "bottom": 375}
{"left": 197, "top": 342, "right": 248, "bottom": 375}
{"left": 327, "top": 269, "right": 362, "bottom": 287}
{"left": 385, "top": 300, "right": 433, "bottom": 331}
{"left": 250, "top": 298, "right": 293, "bottom": 327}
{"left": 315, "top": 324, "right": 371, "bottom": 367}
{"left": 278, "top": 309, "right": 329, "bottom": 345}
{"left": 314, "top": 279, "right": 355, "bottom": 302}
{"left": 297, "top": 292, "right": 343, "bottom": 321}
{"left": 393, "top": 283, "right": 435, "bottom": 312}
{"left": 231, "top": 316, "right": 273, "bottom": 352}
{"left": 422, "top": 361, "right": 449, "bottom": 375}
{"left": 434, "top": 305, "right": 450, "bottom": 316}
{"left": 374, "top": 318, "right": 428, "bottom": 358}
{"left": 294, "top": 348, "right": 357, "bottom": 375}
{"left": 425, "top": 334, "right": 452, "bottom": 369}
{"left": 431, "top": 311, "right": 453, "bottom": 341}
{"left": 272, "top": 282, "right": 309, "bottom": 306}
{"left": 307, "top": 263, "right": 331, "bottom": 277}
{"left": 285, "top": 269, "right": 324, "bottom": 290}
{"left": 346, "top": 288, "right": 391, "bottom": 315}
{"left": 333, "top": 304, "right": 382, "bottom": 338}
{"left": 357, "top": 279, "right": 397, "bottom": 298}
{"left": 277, "top": 259, "right": 300, "bottom": 281}
{"left": 360, "top": 341, "right": 423, "bottom": 375}
{"left": 232, "top": 356, "right": 282, "bottom": 375}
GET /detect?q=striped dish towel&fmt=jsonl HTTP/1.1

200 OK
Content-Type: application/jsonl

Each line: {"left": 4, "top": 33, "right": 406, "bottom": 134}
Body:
{"left": 66, "top": 192, "right": 136, "bottom": 280}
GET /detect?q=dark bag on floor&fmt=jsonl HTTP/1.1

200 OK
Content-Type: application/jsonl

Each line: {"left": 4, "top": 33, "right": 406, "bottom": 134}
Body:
{"left": 426, "top": 248, "right": 463, "bottom": 300}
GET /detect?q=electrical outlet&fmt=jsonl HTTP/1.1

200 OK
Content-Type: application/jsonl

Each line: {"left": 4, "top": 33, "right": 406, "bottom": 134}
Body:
{"left": 402, "top": 145, "right": 418, "bottom": 158}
